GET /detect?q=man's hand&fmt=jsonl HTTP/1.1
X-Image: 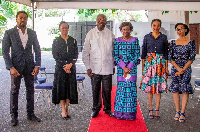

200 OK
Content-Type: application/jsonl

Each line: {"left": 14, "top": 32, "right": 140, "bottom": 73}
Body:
{"left": 87, "top": 69, "right": 93, "bottom": 77}
{"left": 32, "top": 67, "right": 39, "bottom": 76}
{"left": 10, "top": 67, "right": 20, "bottom": 77}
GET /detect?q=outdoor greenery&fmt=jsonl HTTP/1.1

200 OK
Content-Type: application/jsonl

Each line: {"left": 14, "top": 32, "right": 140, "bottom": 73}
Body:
{"left": 77, "top": 9, "right": 143, "bottom": 22}
{"left": 41, "top": 48, "right": 52, "bottom": 51}
{"left": 36, "top": 9, "right": 67, "bottom": 17}
{"left": 0, "top": 0, "right": 32, "bottom": 42}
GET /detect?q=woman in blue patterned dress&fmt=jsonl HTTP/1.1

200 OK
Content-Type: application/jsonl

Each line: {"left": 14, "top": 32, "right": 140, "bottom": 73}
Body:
{"left": 140, "top": 19, "right": 169, "bottom": 119}
{"left": 113, "top": 22, "right": 140, "bottom": 120}
{"left": 168, "top": 23, "right": 196, "bottom": 122}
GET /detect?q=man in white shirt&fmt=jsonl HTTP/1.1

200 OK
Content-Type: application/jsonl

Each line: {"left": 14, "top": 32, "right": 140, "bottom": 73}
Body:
{"left": 2, "top": 11, "right": 41, "bottom": 126}
{"left": 82, "top": 14, "right": 115, "bottom": 117}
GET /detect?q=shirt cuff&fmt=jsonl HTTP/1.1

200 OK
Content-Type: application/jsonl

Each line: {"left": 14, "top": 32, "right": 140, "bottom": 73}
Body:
{"left": 126, "top": 62, "right": 135, "bottom": 70}
{"left": 118, "top": 60, "right": 126, "bottom": 69}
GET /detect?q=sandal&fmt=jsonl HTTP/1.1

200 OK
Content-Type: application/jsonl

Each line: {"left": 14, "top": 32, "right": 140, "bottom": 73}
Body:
{"left": 174, "top": 111, "right": 180, "bottom": 121}
{"left": 149, "top": 110, "right": 154, "bottom": 119}
{"left": 179, "top": 112, "right": 185, "bottom": 122}
{"left": 154, "top": 109, "right": 160, "bottom": 119}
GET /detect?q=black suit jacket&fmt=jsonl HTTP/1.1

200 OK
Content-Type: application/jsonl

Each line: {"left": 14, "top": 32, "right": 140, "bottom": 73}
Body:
{"left": 2, "top": 26, "right": 41, "bottom": 73}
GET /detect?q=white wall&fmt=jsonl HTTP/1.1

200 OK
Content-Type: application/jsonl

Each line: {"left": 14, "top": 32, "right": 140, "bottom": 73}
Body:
{"left": 114, "top": 22, "right": 170, "bottom": 46}
{"left": 148, "top": 10, "right": 200, "bottom": 40}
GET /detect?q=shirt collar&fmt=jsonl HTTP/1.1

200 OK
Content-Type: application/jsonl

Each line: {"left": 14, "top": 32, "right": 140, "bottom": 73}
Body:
{"left": 149, "top": 32, "right": 163, "bottom": 38}
{"left": 17, "top": 27, "right": 27, "bottom": 34}
{"left": 95, "top": 26, "right": 106, "bottom": 33}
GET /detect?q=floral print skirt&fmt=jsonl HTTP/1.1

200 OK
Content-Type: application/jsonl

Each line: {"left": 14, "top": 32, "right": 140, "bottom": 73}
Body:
{"left": 140, "top": 53, "right": 168, "bottom": 94}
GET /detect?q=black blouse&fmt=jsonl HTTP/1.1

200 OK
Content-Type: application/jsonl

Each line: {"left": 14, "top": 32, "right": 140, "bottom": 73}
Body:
{"left": 52, "top": 36, "right": 78, "bottom": 65}
{"left": 141, "top": 32, "right": 168, "bottom": 60}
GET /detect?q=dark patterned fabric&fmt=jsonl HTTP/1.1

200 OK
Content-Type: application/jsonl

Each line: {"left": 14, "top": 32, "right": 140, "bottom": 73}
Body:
{"left": 141, "top": 32, "right": 168, "bottom": 60}
{"left": 113, "top": 37, "right": 140, "bottom": 120}
{"left": 52, "top": 36, "right": 78, "bottom": 104}
{"left": 168, "top": 40, "right": 196, "bottom": 94}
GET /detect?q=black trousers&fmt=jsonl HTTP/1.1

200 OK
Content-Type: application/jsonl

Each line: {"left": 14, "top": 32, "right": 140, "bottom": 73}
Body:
{"left": 10, "top": 67, "right": 34, "bottom": 119}
{"left": 91, "top": 74, "right": 112, "bottom": 112}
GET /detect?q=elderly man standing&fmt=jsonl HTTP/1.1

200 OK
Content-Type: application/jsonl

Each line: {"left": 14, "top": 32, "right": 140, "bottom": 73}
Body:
{"left": 2, "top": 11, "right": 41, "bottom": 126}
{"left": 82, "top": 14, "right": 115, "bottom": 118}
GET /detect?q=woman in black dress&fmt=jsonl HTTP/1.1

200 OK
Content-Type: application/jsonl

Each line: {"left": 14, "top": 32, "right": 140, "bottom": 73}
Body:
{"left": 52, "top": 21, "right": 78, "bottom": 120}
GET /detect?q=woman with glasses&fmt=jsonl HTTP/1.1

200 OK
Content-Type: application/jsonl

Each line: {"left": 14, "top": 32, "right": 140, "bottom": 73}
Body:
{"left": 52, "top": 21, "right": 78, "bottom": 120}
{"left": 140, "top": 19, "right": 169, "bottom": 119}
{"left": 168, "top": 23, "right": 196, "bottom": 122}
{"left": 113, "top": 22, "right": 140, "bottom": 120}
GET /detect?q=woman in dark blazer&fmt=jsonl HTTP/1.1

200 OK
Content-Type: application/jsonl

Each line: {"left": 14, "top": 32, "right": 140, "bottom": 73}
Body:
{"left": 52, "top": 21, "right": 78, "bottom": 120}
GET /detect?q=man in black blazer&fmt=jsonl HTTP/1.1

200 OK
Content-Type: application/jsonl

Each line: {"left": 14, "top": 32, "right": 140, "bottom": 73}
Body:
{"left": 2, "top": 11, "right": 41, "bottom": 126}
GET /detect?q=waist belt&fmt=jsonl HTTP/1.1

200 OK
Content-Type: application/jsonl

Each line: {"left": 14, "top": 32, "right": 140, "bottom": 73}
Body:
{"left": 173, "top": 57, "right": 189, "bottom": 60}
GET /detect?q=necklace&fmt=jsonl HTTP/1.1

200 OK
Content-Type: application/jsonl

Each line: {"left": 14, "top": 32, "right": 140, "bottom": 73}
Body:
{"left": 122, "top": 36, "right": 132, "bottom": 41}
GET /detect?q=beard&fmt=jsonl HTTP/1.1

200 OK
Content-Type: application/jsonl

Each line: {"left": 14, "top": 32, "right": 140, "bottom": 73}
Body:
{"left": 20, "top": 24, "right": 26, "bottom": 28}
{"left": 19, "top": 22, "right": 26, "bottom": 28}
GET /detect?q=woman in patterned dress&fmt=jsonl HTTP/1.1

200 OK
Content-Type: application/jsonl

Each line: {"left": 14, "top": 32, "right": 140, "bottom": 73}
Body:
{"left": 113, "top": 22, "right": 140, "bottom": 120}
{"left": 140, "top": 19, "right": 169, "bottom": 119}
{"left": 52, "top": 21, "right": 78, "bottom": 120}
{"left": 168, "top": 23, "right": 196, "bottom": 122}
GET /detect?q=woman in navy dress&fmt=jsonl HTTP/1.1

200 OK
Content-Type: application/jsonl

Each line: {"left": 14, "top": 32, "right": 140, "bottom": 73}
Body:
{"left": 168, "top": 23, "right": 196, "bottom": 122}
{"left": 113, "top": 22, "right": 140, "bottom": 120}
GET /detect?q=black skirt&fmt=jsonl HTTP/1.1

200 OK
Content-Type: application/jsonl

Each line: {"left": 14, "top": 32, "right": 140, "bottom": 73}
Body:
{"left": 52, "top": 64, "right": 78, "bottom": 104}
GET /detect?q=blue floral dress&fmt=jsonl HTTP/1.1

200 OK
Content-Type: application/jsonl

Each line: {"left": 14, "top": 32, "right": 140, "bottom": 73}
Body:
{"left": 168, "top": 40, "right": 196, "bottom": 94}
{"left": 113, "top": 37, "right": 140, "bottom": 120}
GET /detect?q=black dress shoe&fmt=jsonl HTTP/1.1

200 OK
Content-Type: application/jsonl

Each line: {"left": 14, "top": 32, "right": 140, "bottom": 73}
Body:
{"left": 62, "top": 116, "right": 68, "bottom": 120}
{"left": 11, "top": 118, "right": 18, "bottom": 126}
{"left": 67, "top": 115, "right": 71, "bottom": 118}
{"left": 105, "top": 110, "right": 115, "bottom": 117}
{"left": 27, "top": 114, "right": 41, "bottom": 122}
{"left": 91, "top": 111, "right": 99, "bottom": 117}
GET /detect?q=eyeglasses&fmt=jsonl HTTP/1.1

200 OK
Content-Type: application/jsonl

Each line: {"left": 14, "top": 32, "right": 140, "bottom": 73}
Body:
{"left": 97, "top": 18, "right": 107, "bottom": 22}
{"left": 175, "top": 28, "right": 185, "bottom": 31}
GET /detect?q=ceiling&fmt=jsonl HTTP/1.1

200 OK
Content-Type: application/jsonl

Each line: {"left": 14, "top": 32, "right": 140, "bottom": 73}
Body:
{"left": 5, "top": 0, "right": 200, "bottom": 11}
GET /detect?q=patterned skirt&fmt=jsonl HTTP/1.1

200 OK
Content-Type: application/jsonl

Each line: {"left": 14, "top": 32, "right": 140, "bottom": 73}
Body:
{"left": 140, "top": 53, "right": 167, "bottom": 94}
{"left": 114, "top": 81, "right": 137, "bottom": 120}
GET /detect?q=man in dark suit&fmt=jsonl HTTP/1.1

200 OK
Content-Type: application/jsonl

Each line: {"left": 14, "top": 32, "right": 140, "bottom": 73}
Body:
{"left": 2, "top": 11, "right": 41, "bottom": 126}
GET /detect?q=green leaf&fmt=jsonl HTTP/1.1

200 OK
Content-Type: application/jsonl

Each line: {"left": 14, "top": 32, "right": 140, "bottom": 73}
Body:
{"left": 194, "top": 11, "right": 198, "bottom": 13}
{"left": 0, "top": 14, "right": 7, "bottom": 26}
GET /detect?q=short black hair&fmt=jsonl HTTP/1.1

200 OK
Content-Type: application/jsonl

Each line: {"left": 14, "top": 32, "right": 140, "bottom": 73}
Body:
{"left": 175, "top": 23, "right": 190, "bottom": 36}
{"left": 119, "top": 22, "right": 133, "bottom": 31}
{"left": 59, "top": 21, "right": 69, "bottom": 29}
{"left": 16, "top": 11, "right": 28, "bottom": 18}
{"left": 151, "top": 19, "right": 162, "bottom": 27}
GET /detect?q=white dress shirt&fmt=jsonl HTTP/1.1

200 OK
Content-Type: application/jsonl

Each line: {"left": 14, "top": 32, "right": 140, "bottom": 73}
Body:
{"left": 17, "top": 27, "right": 28, "bottom": 49}
{"left": 82, "top": 26, "right": 115, "bottom": 75}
